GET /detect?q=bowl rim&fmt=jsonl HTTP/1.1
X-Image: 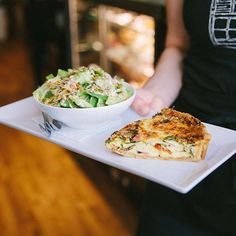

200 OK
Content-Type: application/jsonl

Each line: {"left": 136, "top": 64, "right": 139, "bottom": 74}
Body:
{"left": 33, "top": 82, "right": 136, "bottom": 111}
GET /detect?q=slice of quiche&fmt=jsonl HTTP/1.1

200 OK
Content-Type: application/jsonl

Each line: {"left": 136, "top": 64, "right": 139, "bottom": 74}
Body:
{"left": 105, "top": 108, "right": 211, "bottom": 161}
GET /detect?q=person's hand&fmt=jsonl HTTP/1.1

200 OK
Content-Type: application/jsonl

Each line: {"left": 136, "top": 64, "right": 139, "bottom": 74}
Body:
{"left": 131, "top": 88, "right": 166, "bottom": 116}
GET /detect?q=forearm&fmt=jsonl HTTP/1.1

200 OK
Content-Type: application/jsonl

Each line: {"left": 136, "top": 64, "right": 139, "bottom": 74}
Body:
{"left": 144, "top": 46, "right": 186, "bottom": 107}
{"left": 132, "top": 0, "right": 189, "bottom": 115}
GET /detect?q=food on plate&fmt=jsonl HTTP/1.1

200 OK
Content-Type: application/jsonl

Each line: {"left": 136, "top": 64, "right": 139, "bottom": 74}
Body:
{"left": 33, "top": 65, "right": 133, "bottom": 108}
{"left": 105, "top": 108, "right": 211, "bottom": 161}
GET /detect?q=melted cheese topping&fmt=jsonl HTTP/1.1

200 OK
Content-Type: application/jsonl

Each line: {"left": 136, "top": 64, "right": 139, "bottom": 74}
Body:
{"left": 139, "top": 108, "right": 205, "bottom": 143}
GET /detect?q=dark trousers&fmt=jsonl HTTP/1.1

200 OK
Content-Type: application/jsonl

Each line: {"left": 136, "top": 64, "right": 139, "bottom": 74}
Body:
{"left": 136, "top": 156, "right": 236, "bottom": 236}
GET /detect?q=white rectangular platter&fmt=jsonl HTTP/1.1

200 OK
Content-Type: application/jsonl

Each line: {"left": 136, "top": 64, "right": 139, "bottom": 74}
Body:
{"left": 0, "top": 97, "right": 236, "bottom": 194}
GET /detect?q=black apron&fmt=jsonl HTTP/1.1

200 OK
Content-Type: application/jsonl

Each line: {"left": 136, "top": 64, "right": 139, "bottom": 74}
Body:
{"left": 136, "top": 0, "right": 236, "bottom": 235}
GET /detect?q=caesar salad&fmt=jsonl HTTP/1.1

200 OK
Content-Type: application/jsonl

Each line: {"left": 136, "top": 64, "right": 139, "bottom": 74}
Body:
{"left": 33, "top": 65, "right": 133, "bottom": 108}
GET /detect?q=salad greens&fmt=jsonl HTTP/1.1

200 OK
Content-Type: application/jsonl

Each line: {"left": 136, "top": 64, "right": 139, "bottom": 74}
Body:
{"left": 33, "top": 66, "right": 133, "bottom": 108}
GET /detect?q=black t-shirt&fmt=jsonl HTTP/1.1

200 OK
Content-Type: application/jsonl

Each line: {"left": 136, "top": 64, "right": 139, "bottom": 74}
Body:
{"left": 174, "top": 0, "right": 236, "bottom": 128}
{"left": 136, "top": 3, "right": 236, "bottom": 236}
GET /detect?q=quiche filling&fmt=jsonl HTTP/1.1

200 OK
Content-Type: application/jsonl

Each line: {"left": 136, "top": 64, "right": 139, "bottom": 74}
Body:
{"left": 105, "top": 108, "right": 211, "bottom": 161}
{"left": 106, "top": 135, "right": 195, "bottom": 159}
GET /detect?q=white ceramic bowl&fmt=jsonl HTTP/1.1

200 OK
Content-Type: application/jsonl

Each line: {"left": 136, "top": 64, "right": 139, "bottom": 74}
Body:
{"left": 33, "top": 83, "right": 136, "bottom": 129}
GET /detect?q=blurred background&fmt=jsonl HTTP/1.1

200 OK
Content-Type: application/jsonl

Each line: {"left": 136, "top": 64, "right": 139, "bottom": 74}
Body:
{"left": 0, "top": 0, "right": 165, "bottom": 235}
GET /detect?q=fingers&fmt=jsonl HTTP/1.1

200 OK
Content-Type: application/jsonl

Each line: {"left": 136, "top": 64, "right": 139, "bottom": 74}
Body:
{"left": 132, "top": 88, "right": 154, "bottom": 115}
{"left": 132, "top": 88, "right": 167, "bottom": 116}
{"left": 135, "top": 88, "right": 154, "bottom": 104}
{"left": 131, "top": 97, "right": 151, "bottom": 116}
{"left": 150, "top": 96, "right": 166, "bottom": 113}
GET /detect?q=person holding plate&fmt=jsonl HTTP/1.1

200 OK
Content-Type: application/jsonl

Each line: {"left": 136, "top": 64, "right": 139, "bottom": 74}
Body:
{"left": 132, "top": 0, "right": 236, "bottom": 235}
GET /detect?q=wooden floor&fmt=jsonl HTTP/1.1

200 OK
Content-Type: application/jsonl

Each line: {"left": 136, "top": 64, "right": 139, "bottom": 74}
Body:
{"left": 0, "top": 41, "right": 139, "bottom": 236}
